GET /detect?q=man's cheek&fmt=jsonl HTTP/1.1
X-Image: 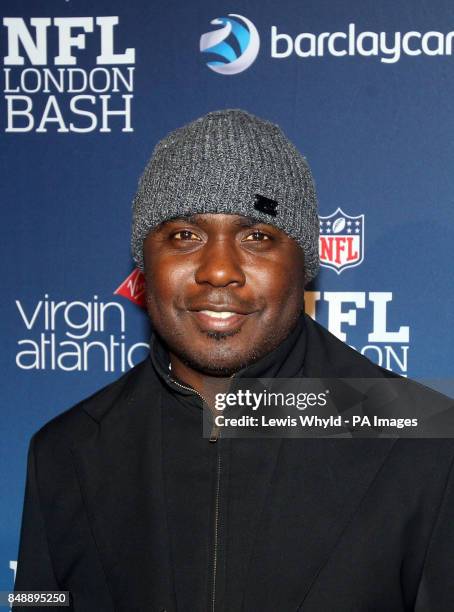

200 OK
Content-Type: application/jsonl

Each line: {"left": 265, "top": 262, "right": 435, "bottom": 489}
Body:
{"left": 272, "top": 284, "right": 303, "bottom": 316}
{"left": 162, "top": 264, "right": 194, "bottom": 290}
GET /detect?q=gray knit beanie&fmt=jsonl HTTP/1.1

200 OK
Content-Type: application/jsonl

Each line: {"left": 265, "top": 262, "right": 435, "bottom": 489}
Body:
{"left": 131, "top": 109, "right": 319, "bottom": 282}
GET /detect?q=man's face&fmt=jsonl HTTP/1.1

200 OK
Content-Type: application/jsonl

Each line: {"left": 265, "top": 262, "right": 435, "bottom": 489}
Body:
{"left": 143, "top": 213, "right": 305, "bottom": 376}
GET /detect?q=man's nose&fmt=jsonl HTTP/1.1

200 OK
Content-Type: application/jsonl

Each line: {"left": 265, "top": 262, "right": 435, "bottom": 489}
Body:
{"left": 194, "top": 238, "right": 246, "bottom": 287}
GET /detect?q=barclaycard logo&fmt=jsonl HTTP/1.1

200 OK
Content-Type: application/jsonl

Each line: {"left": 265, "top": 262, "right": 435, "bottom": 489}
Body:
{"left": 200, "top": 14, "right": 260, "bottom": 75}
{"left": 200, "top": 16, "right": 454, "bottom": 70}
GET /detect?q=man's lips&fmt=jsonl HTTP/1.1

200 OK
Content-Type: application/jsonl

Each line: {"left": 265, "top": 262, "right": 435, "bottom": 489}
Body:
{"left": 187, "top": 307, "right": 256, "bottom": 332}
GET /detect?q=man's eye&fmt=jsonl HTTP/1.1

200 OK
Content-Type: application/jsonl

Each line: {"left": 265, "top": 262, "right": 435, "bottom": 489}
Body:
{"left": 243, "top": 231, "right": 270, "bottom": 241}
{"left": 172, "top": 230, "right": 201, "bottom": 241}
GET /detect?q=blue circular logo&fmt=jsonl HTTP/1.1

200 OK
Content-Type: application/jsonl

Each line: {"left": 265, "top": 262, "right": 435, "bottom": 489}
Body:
{"left": 200, "top": 14, "right": 260, "bottom": 75}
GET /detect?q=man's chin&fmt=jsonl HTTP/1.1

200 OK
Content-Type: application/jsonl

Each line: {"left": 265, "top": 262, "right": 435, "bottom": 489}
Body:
{"left": 203, "top": 328, "right": 241, "bottom": 342}
{"left": 178, "top": 345, "right": 255, "bottom": 377}
{"left": 180, "top": 355, "right": 245, "bottom": 377}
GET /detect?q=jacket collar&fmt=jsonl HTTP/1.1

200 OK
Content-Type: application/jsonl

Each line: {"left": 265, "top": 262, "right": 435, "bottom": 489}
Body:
{"left": 80, "top": 311, "right": 387, "bottom": 425}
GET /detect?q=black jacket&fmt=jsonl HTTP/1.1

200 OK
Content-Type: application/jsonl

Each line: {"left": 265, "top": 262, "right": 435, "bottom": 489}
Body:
{"left": 13, "top": 314, "right": 454, "bottom": 611}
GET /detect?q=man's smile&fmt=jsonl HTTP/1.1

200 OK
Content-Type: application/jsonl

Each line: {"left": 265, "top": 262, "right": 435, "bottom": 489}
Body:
{"left": 188, "top": 309, "right": 255, "bottom": 333}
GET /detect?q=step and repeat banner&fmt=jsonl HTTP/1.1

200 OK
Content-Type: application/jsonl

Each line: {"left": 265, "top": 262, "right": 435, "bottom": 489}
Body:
{"left": 1, "top": 0, "right": 453, "bottom": 591}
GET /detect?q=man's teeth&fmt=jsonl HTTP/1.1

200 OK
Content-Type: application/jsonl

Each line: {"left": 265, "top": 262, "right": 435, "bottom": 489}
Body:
{"left": 199, "top": 310, "right": 238, "bottom": 319}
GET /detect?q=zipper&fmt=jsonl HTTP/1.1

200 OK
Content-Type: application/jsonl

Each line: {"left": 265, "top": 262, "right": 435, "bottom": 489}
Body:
{"left": 211, "top": 447, "right": 222, "bottom": 612}
{"left": 211, "top": 374, "right": 238, "bottom": 609}
{"left": 169, "top": 369, "right": 241, "bottom": 610}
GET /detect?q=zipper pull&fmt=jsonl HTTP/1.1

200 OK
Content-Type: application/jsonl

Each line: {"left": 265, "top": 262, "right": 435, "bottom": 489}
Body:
{"left": 209, "top": 423, "right": 220, "bottom": 443}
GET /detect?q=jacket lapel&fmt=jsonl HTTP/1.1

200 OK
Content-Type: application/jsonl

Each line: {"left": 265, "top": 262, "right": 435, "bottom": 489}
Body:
{"left": 240, "top": 436, "right": 396, "bottom": 611}
{"left": 238, "top": 316, "right": 397, "bottom": 610}
{"left": 73, "top": 359, "right": 177, "bottom": 611}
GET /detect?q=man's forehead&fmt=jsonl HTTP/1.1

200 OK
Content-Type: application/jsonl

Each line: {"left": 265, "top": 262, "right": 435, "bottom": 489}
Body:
{"left": 156, "top": 213, "right": 266, "bottom": 228}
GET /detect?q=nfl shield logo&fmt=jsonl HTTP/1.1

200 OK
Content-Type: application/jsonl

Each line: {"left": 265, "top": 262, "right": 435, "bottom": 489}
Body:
{"left": 319, "top": 208, "right": 365, "bottom": 274}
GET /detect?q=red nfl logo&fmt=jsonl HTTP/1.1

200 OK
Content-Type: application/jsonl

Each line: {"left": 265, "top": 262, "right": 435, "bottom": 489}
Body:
{"left": 319, "top": 208, "right": 365, "bottom": 274}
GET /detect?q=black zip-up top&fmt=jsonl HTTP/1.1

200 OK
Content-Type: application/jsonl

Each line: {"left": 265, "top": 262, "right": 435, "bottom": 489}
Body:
{"left": 149, "top": 313, "right": 307, "bottom": 612}
{"left": 14, "top": 313, "right": 454, "bottom": 611}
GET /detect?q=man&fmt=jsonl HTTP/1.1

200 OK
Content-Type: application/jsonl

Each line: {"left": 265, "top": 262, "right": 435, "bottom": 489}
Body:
{"left": 14, "top": 109, "right": 454, "bottom": 611}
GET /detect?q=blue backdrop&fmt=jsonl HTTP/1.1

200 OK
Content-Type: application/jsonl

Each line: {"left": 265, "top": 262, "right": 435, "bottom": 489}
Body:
{"left": 1, "top": 0, "right": 453, "bottom": 591}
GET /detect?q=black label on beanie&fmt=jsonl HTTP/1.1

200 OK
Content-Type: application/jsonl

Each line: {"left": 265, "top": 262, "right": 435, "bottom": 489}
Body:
{"left": 254, "top": 194, "right": 278, "bottom": 216}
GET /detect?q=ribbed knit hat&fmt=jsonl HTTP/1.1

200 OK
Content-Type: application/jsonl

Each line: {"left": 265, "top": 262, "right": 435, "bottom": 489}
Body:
{"left": 131, "top": 109, "right": 319, "bottom": 283}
